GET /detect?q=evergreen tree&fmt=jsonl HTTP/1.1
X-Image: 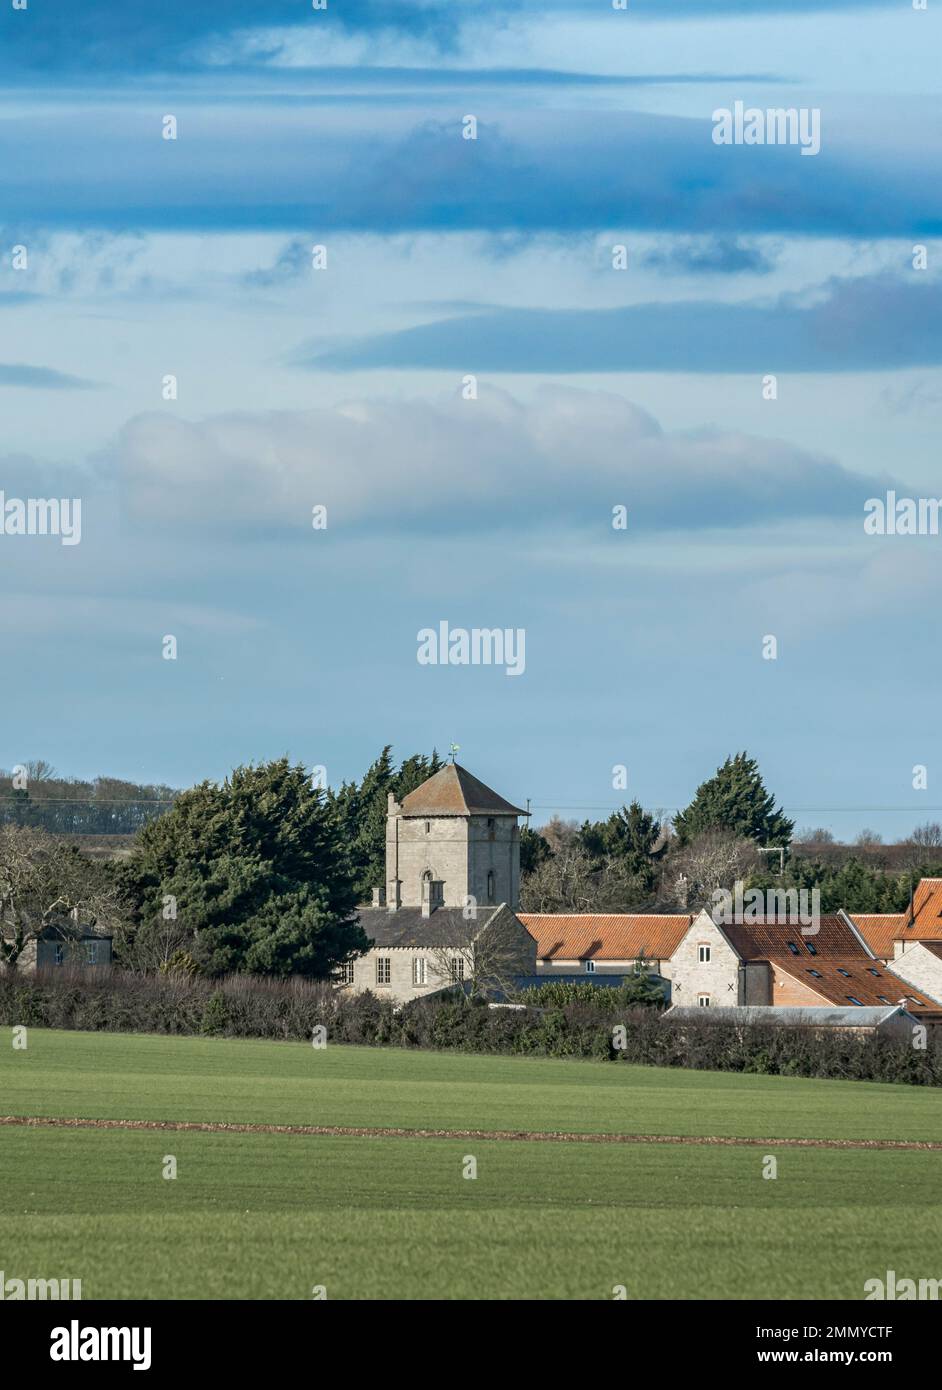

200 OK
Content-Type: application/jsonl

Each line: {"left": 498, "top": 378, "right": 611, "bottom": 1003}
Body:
{"left": 327, "top": 746, "right": 443, "bottom": 900}
{"left": 120, "top": 758, "right": 366, "bottom": 977}
{"left": 520, "top": 825, "right": 552, "bottom": 875}
{"left": 673, "top": 753, "right": 793, "bottom": 848}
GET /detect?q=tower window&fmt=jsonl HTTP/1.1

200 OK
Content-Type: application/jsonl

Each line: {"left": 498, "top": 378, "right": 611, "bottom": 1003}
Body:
{"left": 424, "top": 821, "right": 430, "bottom": 835}
{"left": 486, "top": 870, "right": 495, "bottom": 903}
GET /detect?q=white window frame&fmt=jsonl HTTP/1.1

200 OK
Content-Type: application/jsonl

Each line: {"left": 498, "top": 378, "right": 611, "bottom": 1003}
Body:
{"left": 450, "top": 957, "right": 465, "bottom": 983}
{"left": 413, "top": 957, "right": 428, "bottom": 986}
{"left": 585, "top": 959, "right": 596, "bottom": 973}
{"left": 698, "top": 943, "right": 711, "bottom": 963}
{"left": 697, "top": 993, "right": 711, "bottom": 1007}
{"left": 337, "top": 961, "right": 355, "bottom": 985}
{"left": 376, "top": 958, "right": 391, "bottom": 986}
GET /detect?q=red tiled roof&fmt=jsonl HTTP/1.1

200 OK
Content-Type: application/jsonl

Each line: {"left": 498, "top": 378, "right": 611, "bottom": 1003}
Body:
{"left": 848, "top": 914, "right": 908, "bottom": 959}
{"left": 720, "top": 915, "right": 868, "bottom": 960}
{"left": 910, "top": 878, "right": 942, "bottom": 928}
{"left": 849, "top": 882, "right": 942, "bottom": 956}
{"left": 772, "top": 957, "right": 940, "bottom": 1013}
{"left": 519, "top": 914, "right": 693, "bottom": 962}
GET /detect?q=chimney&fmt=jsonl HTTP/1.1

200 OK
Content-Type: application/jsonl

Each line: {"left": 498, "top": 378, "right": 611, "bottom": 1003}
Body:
{"left": 387, "top": 879, "right": 401, "bottom": 913}
{"left": 371, "top": 886, "right": 386, "bottom": 909}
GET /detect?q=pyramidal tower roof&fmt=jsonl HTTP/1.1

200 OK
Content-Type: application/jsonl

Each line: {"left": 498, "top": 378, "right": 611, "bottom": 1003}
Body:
{"left": 399, "top": 763, "right": 527, "bottom": 818}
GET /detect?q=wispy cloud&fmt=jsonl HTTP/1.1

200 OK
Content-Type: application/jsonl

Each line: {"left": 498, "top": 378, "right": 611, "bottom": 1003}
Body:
{"left": 0, "top": 362, "right": 97, "bottom": 389}
{"left": 306, "top": 273, "right": 942, "bottom": 374}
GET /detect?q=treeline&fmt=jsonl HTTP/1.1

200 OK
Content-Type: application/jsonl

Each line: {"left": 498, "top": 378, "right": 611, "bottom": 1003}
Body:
{"left": 5, "top": 747, "right": 941, "bottom": 985}
{"left": 522, "top": 752, "right": 942, "bottom": 915}
{"left": 0, "top": 761, "right": 177, "bottom": 835}
{"left": 2, "top": 968, "right": 937, "bottom": 1087}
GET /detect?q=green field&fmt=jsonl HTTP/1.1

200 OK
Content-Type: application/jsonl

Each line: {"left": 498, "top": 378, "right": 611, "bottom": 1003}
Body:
{"left": 2, "top": 1030, "right": 940, "bottom": 1299}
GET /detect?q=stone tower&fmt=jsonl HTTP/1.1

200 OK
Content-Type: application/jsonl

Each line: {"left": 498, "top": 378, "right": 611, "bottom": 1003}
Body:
{"left": 382, "top": 763, "right": 526, "bottom": 915}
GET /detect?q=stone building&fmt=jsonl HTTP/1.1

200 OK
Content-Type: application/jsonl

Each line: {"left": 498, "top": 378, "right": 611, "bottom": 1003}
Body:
{"left": 346, "top": 763, "right": 536, "bottom": 1003}
{"left": 666, "top": 908, "right": 942, "bottom": 1021}
{"left": 4, "top": 928, "right": 113, "bottom": 974}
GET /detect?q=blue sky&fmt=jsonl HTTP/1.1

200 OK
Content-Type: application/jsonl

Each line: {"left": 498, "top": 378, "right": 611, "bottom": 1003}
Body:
{"left": 1, "top": 0, "right": 941, "bottom": 838}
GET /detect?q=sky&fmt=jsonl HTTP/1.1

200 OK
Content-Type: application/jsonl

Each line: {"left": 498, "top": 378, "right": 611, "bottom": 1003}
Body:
{"left": 1, "top": 0, "right": 940, "bottom": 839}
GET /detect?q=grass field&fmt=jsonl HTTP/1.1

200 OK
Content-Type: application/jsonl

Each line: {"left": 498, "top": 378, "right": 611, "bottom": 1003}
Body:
{"left": 2, "top": 1030, "right": 940, "bottom": 1299}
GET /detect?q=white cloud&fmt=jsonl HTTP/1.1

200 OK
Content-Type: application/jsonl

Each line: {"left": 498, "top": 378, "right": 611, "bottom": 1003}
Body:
{"left": 110, "top": 384, "right": 878, "bottom": 535}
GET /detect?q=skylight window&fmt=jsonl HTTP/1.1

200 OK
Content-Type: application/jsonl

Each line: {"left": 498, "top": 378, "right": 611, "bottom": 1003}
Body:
{"left": 868, "top": 968, "right": 881, "bottom": 977}
{"left": 786, "top": 942, "right": 800, "bottom": 955}
{"left": 808, "top": 969, "right": 822, "bottom": 978}
{"left": 846, "top": 996, "right": 864, "bottom": 1005}
{"left": 837, "top": 969, "right": 851, "bottom": 978}
{"left": 806, "top": 942, "right": 818, "bottom": 955}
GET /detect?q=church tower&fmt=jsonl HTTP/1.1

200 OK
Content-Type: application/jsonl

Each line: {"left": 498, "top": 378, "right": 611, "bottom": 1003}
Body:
{"left": 383, "top": 764, "right": 526, "bottom": 915}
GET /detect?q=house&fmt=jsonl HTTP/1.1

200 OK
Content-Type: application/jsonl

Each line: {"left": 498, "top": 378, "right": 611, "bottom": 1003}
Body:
{"left": 850, "top": 880, "right": 942, "bottom": 963}
{"left": 663, "top": 1004, "right": 920, "bottom": 1041}
{"left": 346, "top": 763, "right": 536, "bottom": 1003}
{"left": 518, "top": 913, "right": 692, "bottom": 980}
{"left": 6, "top": 929, "right": 114, "bottom": 973}
{"left": 884, "top": 941, "right": 942, "bottom": 1005}
{"left": 666, "top": 908, "right": 942, "bottom": 1020}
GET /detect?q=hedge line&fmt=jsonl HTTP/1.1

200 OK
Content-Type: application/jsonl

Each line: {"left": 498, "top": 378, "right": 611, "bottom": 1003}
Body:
{"left": 1, "top": 968, "right": 939, "bottom": 1087}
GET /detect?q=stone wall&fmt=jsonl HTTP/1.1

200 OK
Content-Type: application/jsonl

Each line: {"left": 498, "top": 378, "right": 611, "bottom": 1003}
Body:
{"left": 668, "top": 913, "right": 741, "bottom": 1007}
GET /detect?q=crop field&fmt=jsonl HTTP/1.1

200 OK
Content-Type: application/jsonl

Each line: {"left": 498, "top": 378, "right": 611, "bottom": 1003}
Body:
{"left": 1, "top": 1030, "right": 940, "bottom": 1299}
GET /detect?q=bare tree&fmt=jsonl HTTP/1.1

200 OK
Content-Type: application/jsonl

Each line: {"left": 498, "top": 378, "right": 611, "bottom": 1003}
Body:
{"left": 908, "top": 822, "right": 942, "bottom": 849}
{"left": 427, "top": 910, "right": 532, "bottom": 999}
{"left": 667, "top": 831, "right": 761, "bottom": 910}
{"left": 537, "top": 816, "right": 581, "bottom": 855}
{"left": 795, "top": 826, "right": 835, "bottom": 845}
{"left": 0, "top": 825, "right": 125, "bottom": 972}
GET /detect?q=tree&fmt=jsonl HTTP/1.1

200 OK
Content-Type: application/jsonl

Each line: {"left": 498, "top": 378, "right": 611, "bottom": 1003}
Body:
{"left": 673, "top": 753, "right": 794, "bottom": 848}
{"left": 427, "top": 909, "right": 533, "bottom": 1000}
{"left": 120, "top": 759, "right": 367, "bottom": 978}
{"left": 667, "top": 830, "right": 761, "bottom": 910}
{"left": 520, "top": 842, "right": 658, "bottom": 914}
{"left": 579, "top": 801, "right": 663, "bottom": 894}
{"left": 908, "top": 822, "right": 942, "bottom": 849}
{"left": 520, "top": 825, "right": 551, "bottom": 875}
{"left": 0, "top": 825, "right": 124, "bottom": 972}
{"left": 796, "top": 826, "right": 835, "bottom": 845}
{"left": 327, "top": 746, "right": 443, "bottom": 900}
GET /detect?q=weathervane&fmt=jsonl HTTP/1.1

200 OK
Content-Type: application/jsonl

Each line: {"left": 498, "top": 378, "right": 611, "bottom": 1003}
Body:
{"left": 449, "top": 743, "right": 460, "bottom": 763}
